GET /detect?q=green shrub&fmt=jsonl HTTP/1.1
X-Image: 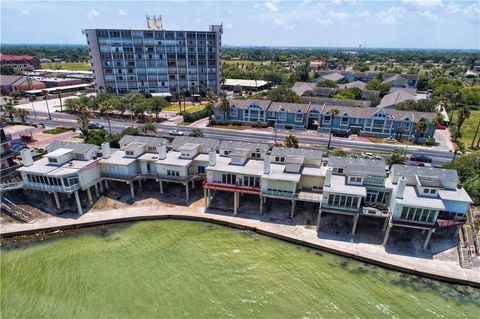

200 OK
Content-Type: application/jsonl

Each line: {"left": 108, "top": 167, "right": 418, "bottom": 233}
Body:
{"left": 285, "top": 124, "right": 293, "bottom": 130}
{"left": 232, "top": 121, "right": 242, "bottom": 126}
{"left": 424, "top": 137, "right": 435, "bottom": 146}
{"left": 183, "top": 108, "right": 208, "bottom": 123}
{"left": 252, "top": 120, "right": 262, "bottom": 128}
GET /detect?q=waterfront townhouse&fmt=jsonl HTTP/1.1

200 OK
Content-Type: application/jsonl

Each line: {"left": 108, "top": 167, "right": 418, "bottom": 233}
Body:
{"left": 17, "top": 142, "right": 102, "bottom": 214}
{"left": 320, "top": 156, "right": 392, "bottom": 234}
{"left": 384, "top": 165, "right": 473, "bottom": 249}
{"left": 215, "top": 99, "right": 271, "bottom": 124}
{"left": 171, "top": 136, "right": 220, "bottom": 153}
{"left": 266, "top": 102, "right": 311, "bottom": 129}
{"left": 218, "top": 140, "right": 270, "bottom": 158}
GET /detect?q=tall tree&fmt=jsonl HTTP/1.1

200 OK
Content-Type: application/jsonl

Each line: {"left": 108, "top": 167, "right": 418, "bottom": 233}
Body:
{"left": 3, "top": 98, "right": 17, "bottom": 122}
{"left": 387, "top": 149, "right": 406, "bottom": 170}
{"left": 42, "top": 90, "right": 52, "bottom": 120}
{"left": 220, "top": 97, "right": 230, "bottom": 121}
{"left": 471, "top": 120, "right": 480, "bottom": 149}
{"left": 284, "top": 134, "right": 298, "bottom": 148}
{"left": 190, "top": 128, "right": 205, "bottom": 137}
{"left": 149, "top": 96, "right": 168, "bottom": 122}
{"left": 326, "top": 108, "right": 339, "bottom": 149}
{"left": 205, "top": 90, "right": 217, "bottom": 124}
{"left": 455, "top": 104, "right": 471, "bottom": 140}
{"left": 414, "top": 117, "right": 429, "bottom": 143}
{"left": 77, "top": 114, "right": 91, "bottom": 140}
{"left": 14, "top": 108, "right": 30, "bottom": 123}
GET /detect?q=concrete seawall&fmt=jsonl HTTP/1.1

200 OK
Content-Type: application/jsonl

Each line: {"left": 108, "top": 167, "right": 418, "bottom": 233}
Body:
{"left": 2, "top": 210, "right": 479, "bottom": 288}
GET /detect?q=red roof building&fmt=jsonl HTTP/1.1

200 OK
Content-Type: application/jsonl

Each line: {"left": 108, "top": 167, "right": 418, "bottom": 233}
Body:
{"left": 0, "top": 55, "right": 41, "bottom": 71}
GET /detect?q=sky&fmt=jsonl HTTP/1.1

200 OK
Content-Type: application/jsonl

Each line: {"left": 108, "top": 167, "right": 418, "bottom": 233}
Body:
{"left": 1, "top": 0, "right": 479, "bottom": 49}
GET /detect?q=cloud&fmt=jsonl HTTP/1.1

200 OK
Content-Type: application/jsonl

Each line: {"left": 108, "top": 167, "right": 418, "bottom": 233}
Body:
{"left": 328, "top": 10, "right": 348, "bottom": 20}
{"left": 330, "top": 0, "right": 342, "bottom": 4}
{"left": 224, "top": 23, "right": 233, "bottom": 29}
{"left": 376, "top": 6, "right": 407, "bottom": 24}
{"left": 315, "top": 18, "right": 333, "bottom": 26}
{"left": 273, "top": 18, "right": 285, "bottom": 25}
{"left": 418, "top": 10, "right": 439, "bottom": 21}
{"left": 194, "top": 18, "right": 202, "bottom": 23}
{"left": 402, "top": 0, "right": 443, "bottom": 8}
{"left": 265, "top": 1, "right": 279, "bottom": 13}
{"left": 20, "top": 10, "right": 30, "bottom": 15}
{"left": 359, "top": 10, "right": 370, "bottom": 18}
{"left": 87, "top": 9, "right": 99, "bottom": 18}
{"left": 118, "top": 10, "right": 127, "bottom": 16}
{"left": 444, "top": 2, "right": 460, "bottom": 14}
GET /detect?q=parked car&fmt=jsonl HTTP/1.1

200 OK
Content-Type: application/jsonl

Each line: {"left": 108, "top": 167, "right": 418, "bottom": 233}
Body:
{"left": 169, "top": 129, "right": 184, "bottom": 136}
{"left": 88, "top": 122, "right": 104, "bottom": 130}
{"left": 410, "top": 154, "right": 433, "bottom": 163}
{"left": 332, "top": 129, "right": 350, "bottom": 138}
{"left": 435, "top": 123, "right": 447, "bottom": 130}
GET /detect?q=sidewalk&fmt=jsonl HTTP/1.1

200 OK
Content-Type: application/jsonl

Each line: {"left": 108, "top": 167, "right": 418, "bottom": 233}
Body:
{"left": 2, "top": 203, "right": 479, "bottom": 287}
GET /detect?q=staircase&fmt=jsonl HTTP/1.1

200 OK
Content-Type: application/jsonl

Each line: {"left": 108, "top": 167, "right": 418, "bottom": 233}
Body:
{"left": 458, "top": 225, "right": 474, "bottom": 269}
{"left": 0, "top": 181, "right": 24, "bottom": 192}
{"left": 1, "top": 197, "right": 34, "bottom": 223}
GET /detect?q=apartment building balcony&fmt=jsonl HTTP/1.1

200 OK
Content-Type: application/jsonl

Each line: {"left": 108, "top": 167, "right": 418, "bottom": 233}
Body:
{"left": 262, "top": 189, "right": 323, "bottom": 203}
{"left": 203, "top": 180, "right": 261, "bottom": 195}
{"left": 24, "top": 181, "right": 80, "bottom": 193}
{"left": 361, "top": 203, "right": 390, "bottom": 218}
{"left": 321, "top": 204, "right": 361, "bottom": 215}
{"left": 391, "top": 218, "right": 436, "bottom": 229}
{"left": 435, "top": 211, "right": 467, "bottom": 228}
{"left": 101, "top": 173, "right": 138, "bottom": 183}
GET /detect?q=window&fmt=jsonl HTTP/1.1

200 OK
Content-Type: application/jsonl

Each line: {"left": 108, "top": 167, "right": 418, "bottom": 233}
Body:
{"left": 126, "top": 151, "right": 133, "bottom": 156}
{"left": 167, "top": 170, "right": 180, "bottom": 177}
{"left": 48, "top": 158, "right": 58, "bottom": 163}
{"left": 348, "top": 176, "right": 362, "bottom": 184}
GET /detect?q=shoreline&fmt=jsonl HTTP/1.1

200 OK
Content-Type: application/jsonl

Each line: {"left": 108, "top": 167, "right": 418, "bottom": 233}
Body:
{"left": 1, "top": 205, "right": 479, "bottom": 288}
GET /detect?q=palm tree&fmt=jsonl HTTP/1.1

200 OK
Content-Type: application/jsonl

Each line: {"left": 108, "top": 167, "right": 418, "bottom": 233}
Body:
{"left": 15, "top": 108, "right": 30, "bottom": 123}
{"left": 140, "top": 122, "right": 157, "bottom": 136}
{"left": 395, "top": 127, "right": 405, "bottom": 141}
{"left": 387, "top": 149, "right": 406, "bottom": 170}
{"left": 455, "top": 104, "right": 471, "bottom": 140}
{"left": 98, "top": 101, "right": 112, "bottom": 116}
{"left": 205, "top": 90, "right": 217, "bottom": 124}
{"left": 284, "top": 134, "right": 298, "bottom": 148}
{"left": 64, "top": 98, "right": 79, "bottom": 113}
{"left": 149, "top": 96, "right": 167, "bottom": 122}
{"left": 77, "top": 114, "right": 90, "bottom": 139}
{"left": 472, "top": 120, "right": 480, "bottom": 149}
{"left": 190, "top": 128, "right": 204, "bottom": 137}
{"left": 55, "top": 90, "right": 63, "bottom": 112}
{"left": 42, "top": 90, "right": 52, "bottom": 120}
{"left": 3, "top": 98, "right": 17, "bottom": 122}
{"left": 109, "top": 96, "right": 126, "bottom": 116}
{"left": 414, "top": 117, "right": 429, "bottom": 143}
{"left": 220, "top": 97, "right": 230, "bottom": 121}
{"left": 326, "top": 108, "right": 339, "bottom": 149}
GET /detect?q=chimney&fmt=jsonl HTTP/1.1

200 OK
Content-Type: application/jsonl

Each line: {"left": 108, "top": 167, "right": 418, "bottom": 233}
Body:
{"left": 157, "top": 143, "right": 166, "bottom": 160}
{"left": 395, "top": 177, "right": 407, "bottom": 199}
{"left": 263, "top": 155, "right": 271, "bottom": 174}
{"left": 324, "top": 167, "right": 333, "bottom": 187}
{"left": 208, "top": 149, "right": 216, "bottom": 166}
{"left": 101, "top": 142, "right": 111, "bottom": 159}
{"left": 20, "top": 149, "right": 33, "bottom": 167}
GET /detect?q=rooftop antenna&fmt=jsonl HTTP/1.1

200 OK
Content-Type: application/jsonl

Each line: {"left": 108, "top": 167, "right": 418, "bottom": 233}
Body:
{"left": 146, "top": 14, "right": 163, "bottom": 30}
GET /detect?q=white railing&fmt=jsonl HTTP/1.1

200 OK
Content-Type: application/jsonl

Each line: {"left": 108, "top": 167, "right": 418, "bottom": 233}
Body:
{"left": 24, "top": 182, "right": 79, "bottom": 193}
{"left": 0, "top": 182, "right": 24, "bottom": 192}
{"left": 262, "top": 189, "right": 323, "bottom": 202}
{"left": 321, "top": 204, "right": 361, "bottom": 213}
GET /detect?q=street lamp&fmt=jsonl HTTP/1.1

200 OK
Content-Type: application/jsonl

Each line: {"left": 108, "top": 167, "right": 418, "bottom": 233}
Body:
{"left": 128, "top": 94, "right": 137, "bottom": 123}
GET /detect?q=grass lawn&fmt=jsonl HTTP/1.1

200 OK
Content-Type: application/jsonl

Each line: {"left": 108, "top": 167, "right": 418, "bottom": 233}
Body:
{"left": 162, "top": 102, "right": 206, "bottom": 114}
{"left": 40, "top": 62, "right": 91, "bottom": 71}
{"left": 43, "top": 127, "right": 74, "bottom": 135}
{"left": 208, "top": 124, "right": 246, "bottom": 130}
{"left": 451, "top": 110, "right": 480, "bottom": 149}
{"left": 223, "top": 60, "right": 269, "bottom": 65}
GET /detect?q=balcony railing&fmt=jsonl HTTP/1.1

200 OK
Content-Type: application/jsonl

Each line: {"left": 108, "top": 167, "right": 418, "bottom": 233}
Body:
{"left": 0, "top": 132, "right": 12, "bottom": 144}
{"left": 262, "top": 189, "right": 323, "bottom": 203}
{"left": 203, "top": 180, "right": 261, "bottom": 195}
{"left": 24, "top": 182, "right": 80, "bottom": 193}
{"left": 321, "top": 204, "right": 361, "bottom": 213}
{"left": 391, "top": 218, "right": 436, "bottom": 228}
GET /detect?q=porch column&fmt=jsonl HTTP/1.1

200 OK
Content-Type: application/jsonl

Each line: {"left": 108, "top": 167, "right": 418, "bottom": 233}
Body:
{"left": 94, "top": 183, "right": 100, "bottom": 197}
{"left": 87, "top": 187, "right": 93, "bottom": 205}
{"left": 233, "top": 191, "right": 239, "bottom": 215}
{"left": 351, "top": 214, "right": 359, "bottom": 235}
{"left": 99, "top": 181, "right": 104, "bottom": 193}
{"left": 74, "top": 190, "right": 82, "bottom": 215}
{"left": 383, "top": 223, "right": 392, "bottom": 246}
{"left": 290, "top": 200, "right": 296, "bottom": 218}
{"left": 129, "top": 182, "right": 135, "bottom": 199}
{"left": 208, "top": 189, "right": 211, "bottom": 203}
{"left": 185, "top": 183, "right": 190, "bottom": 201}
{"left": 159, "top": 180, "right": 164, "bottom": 194}
{"left": 191, "top": 181, "right": 195, "bottom": 189}
{"left": 382, "top": 217, "right": 389, "bottom": 232}
{"left": 204, "top": 188, "right": 208, "bottom": 208}
{"left": 53, "top": 192, "right": 61, "bottom": 209}
{"left": 259, "top": 195, "right": 263, "bottom": 215}
{"left": 138, "top": 179, "right": 142, "bottom": 189}
{"left": 104, "top": 180, "right": 109, "bottom": 190}
{"left": 423, "top": 228, "right": 435, "bottom": 250}
{"left": 455, "top": 226, "right": 461, "bottom": 237}
{"left": 316, "top": 208, "right": 322, "bottom": 232}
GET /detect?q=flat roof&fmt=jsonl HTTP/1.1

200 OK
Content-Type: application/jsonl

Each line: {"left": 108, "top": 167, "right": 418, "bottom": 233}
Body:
{"left": 208, "top": 155, "right": 263, "bottom": 176}
{"left": 99, "top": 150, "right": 136, "bottom": 166}
{"left": 156, "top": 151, "right": 192, "bottom": 167}
{"left": 263, "top": 163, "right": 301, "bottom": 183}
{"left": 301, "top": 166, "right": 327, "bottom": 177}
{"left": 324, "top": 175, "right": 367, "bottom": 196}
{"left": 438, "top": 188, "right": 473, "bottom": 203}
{"left": 25, "top": 83, "right": 92, "bottom": 94}
{"left": 396, "top": 186, "right": 446, "bottom": 210}
{"left": 46, "top": 148, "right": 73, "bottom": 158}
{"left": 224, "top": 79, "right": 269, "bottom": 87}
{"left": 179, "top": 143, "right": 200, "bottom": 151}
{"left": 18, "top": 158, "right": 58, "bottom": 174}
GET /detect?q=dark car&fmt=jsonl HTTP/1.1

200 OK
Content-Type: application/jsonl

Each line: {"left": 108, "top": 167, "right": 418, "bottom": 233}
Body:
{"left": 410, "top": 154, "right": 432, "bottom": 163}
{"left": 332, "top": 129, "right": 351, "bottom": 138}
{"left": 88, "top": 122, "right": 104, "bottom": 130}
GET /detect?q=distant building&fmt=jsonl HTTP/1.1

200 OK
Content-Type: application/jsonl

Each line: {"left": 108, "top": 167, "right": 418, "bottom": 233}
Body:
{"left": 84, "top": 16, "right": 223, "bottom": 96}
{"left": 0, "top": 75, "right": 46, "bottom": 95}
{"left": 223, "top": 79, "right": 270, "bottom": 92}
{"left": 32, "top": 77, "right": 83, "bottom": 88}
{"left": 0, "top": 55, "right": 40, "bottom": 71}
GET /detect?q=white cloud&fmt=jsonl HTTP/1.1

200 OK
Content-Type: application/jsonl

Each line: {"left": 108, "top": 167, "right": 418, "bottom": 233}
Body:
{"left": 444, "top": 2, "right": 460, "bottom": 14}
{"left": 87, "top": 9, "right": 99, "bottom": 18}
{"left": 359, "top": 10, "right": 370, "bottom": 18}
{"left": 328, "top": 10, "right": 348, "bottom": 20}
{"left": 20, "top": 9, "right": 30, "bottom": 15}
{"left": 265, "top": 1, "right": 279, "bottom": 13}
{"left": 402, "top": 0, "right": 443, "bottom": 8}
{"left": 418, "top": 10, "right": 439, "bottom": 21}
{"left": 225, "top": 23, "right": 233, "bottom": 29}
{"left": 315, "top": 18, "right": 333, "bottom": 26}
{"left": 330, "top": 0, "right": 342, "bottom": 4}
{"left": 118, "top": 10, "right": 127, "bottom": 16}
{"left": 194, "top": 18, "right": 202, "bottom": 23}
{"left": 376, "top": 6, "right": 407, "bottom": 24}
{"left": 273, "top": 18, "right": 285, "bottom": 25}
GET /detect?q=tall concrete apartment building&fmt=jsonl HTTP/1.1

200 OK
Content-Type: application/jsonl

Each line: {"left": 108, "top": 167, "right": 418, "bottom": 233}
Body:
{"left": 84, "top": 16, "right": 223, "bottom": 96}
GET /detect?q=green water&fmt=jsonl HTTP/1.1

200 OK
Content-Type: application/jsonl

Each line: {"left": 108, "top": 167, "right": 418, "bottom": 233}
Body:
{"left": 1, "top": 221, "right": 479, "bottom": 318}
